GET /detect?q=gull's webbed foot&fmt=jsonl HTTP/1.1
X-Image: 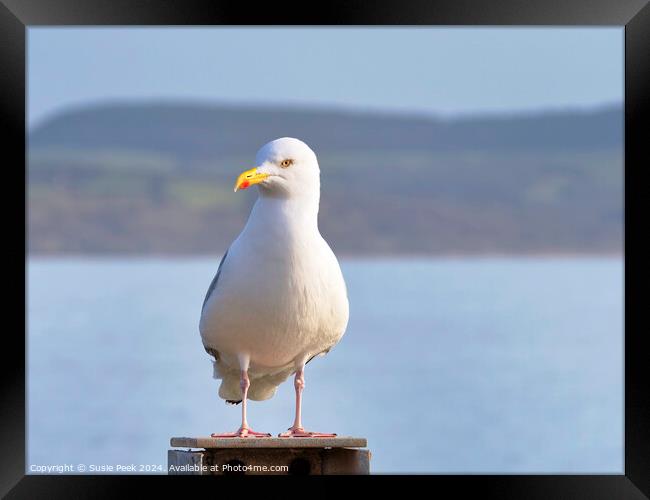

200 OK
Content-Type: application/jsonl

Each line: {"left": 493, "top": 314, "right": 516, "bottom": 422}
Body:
{"left": 278, "top": 426, "right": 337, "bottom": 438}
{"left": 211, "top": 426, "right": 271, "bottom": 438}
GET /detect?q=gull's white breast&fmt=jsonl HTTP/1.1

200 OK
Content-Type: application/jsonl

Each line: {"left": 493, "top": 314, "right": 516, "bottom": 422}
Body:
{"left": 199, "top": 198, "right": 349, "bottom": 371}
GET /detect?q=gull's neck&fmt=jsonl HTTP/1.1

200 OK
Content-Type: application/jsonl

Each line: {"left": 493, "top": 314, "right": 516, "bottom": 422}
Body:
{"left": 249, "top": 189, "right": 321, "bottom": 235}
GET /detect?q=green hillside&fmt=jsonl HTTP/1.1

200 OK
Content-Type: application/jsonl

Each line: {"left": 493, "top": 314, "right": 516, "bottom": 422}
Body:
{"left": 28, "top": 101, "right": 623, "bottom": 255}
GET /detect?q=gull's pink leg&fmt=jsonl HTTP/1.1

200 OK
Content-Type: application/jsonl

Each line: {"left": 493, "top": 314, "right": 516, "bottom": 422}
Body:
{"left": 212, "top": 356, "right": 271, "bottom": 438}
{"left": 279, "top": 365, "right": 337, "bottom": 438}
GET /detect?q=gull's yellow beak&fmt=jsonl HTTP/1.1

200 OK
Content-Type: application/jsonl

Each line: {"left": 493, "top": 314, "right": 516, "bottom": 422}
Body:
{"left": 234, "top": 167, "right": 270, "bottom": 192}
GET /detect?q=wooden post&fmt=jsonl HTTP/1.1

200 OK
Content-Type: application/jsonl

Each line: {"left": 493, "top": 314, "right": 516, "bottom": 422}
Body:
{"left": 168, "top": 436, "right": 370, "bottom": 475}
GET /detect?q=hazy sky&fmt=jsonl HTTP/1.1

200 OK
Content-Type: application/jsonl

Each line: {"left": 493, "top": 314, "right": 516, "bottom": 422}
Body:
{"left": 28, "top": 27, "right": 623, "bottom": 127}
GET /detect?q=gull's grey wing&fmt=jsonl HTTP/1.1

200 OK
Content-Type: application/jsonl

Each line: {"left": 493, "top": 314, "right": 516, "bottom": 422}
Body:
{"left": 201, "top": 248, "right": 229, "bottom": 313}
{"left": 305, "top": 346, "right": 333, "bottom": 366}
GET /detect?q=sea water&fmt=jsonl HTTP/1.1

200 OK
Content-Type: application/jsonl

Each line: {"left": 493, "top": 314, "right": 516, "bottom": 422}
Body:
{"left": 27, "top": 257, "right": 623, "bottom": 473}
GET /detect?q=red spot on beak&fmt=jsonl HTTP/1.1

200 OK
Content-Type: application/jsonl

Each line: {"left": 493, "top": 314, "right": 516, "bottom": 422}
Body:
{"left": 240, "top": 181, "right": 250, "bottom": 189}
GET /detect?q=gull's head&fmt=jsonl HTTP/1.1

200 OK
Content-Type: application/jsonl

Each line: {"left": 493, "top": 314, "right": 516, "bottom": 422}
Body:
{"left": 234, "top": 137, "right": 320, "bottom": 198}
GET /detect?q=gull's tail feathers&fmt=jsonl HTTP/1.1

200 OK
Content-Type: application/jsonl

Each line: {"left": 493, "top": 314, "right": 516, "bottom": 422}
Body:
{"left": 210, "top": 355, "right": 295, "bottom": 402}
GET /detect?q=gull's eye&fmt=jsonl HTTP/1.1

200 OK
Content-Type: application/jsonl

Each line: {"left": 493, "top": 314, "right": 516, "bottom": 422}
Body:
{"left": 280, "top": 159, "right": 294, "bottom": 168}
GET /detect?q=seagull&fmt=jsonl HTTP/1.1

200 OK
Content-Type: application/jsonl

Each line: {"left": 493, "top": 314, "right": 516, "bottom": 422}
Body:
{"left": 199, "top": 137, "right": 349, "bottom": 438}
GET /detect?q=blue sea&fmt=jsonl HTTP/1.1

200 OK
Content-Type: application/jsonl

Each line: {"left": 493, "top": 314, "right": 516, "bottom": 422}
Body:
{"left": 27, "top": 257, "right": 623, "bottom": 474}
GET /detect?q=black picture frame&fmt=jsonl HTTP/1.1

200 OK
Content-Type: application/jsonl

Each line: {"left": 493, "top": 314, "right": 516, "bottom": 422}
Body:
{"left": 3, "top": 0, "right": 647, "bottom": 497}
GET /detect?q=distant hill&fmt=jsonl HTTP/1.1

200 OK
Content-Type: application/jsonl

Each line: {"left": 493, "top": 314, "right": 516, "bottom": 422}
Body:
{"left": 28, "top": 101, "right": 623, "bottom": 255}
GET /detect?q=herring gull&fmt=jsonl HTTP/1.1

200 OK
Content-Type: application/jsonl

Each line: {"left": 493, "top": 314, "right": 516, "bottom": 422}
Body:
{"left": 199, "top": 137, "right": 349, "bottom": 437}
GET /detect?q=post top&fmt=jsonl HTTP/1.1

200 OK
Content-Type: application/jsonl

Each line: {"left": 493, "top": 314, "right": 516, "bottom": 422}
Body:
{"left": 171, "top": 436, "right": 367, "bottom": 449}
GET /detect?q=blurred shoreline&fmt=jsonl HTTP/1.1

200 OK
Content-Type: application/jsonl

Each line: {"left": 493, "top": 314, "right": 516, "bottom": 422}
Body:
{"left": 26, "top": 251, "right": 623, "bottom": 261}
{"left": 28, "top": 100, "right": 622, "bottom": 256}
